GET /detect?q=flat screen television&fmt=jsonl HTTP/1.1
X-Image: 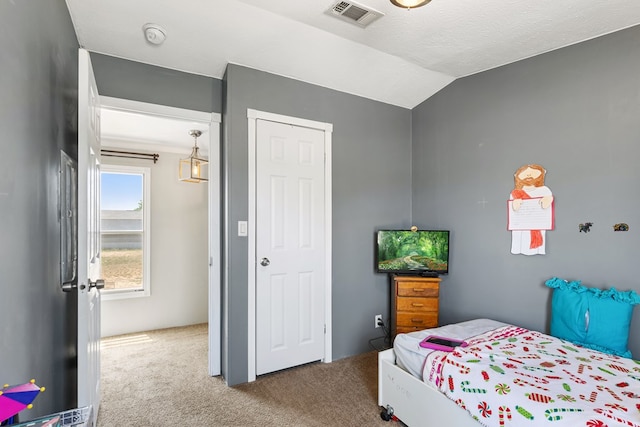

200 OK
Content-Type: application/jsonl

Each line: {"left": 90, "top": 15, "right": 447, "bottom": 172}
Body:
{"left": 376, "top": 229, "right": 449, "bottom": 276}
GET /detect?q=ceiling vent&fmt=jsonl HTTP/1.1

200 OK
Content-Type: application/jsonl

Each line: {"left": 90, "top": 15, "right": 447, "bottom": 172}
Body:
{"left": 326, "top": 1, "right": 384, "bottom": 28}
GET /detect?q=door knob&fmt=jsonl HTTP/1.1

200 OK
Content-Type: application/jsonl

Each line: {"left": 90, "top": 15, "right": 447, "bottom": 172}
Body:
{"left": 88, "top": 278, "right": 105, "bottom": 290}
{"left": 260, "top": 258, "right": 270, "bottom": 267}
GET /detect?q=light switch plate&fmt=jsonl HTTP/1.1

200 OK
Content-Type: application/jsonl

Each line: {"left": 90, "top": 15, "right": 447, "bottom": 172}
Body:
{"left": 238, "top": 221, "right": 248, "bottom": 237}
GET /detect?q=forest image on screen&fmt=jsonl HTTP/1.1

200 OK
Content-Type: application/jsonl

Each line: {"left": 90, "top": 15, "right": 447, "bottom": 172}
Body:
{"left": 377, "top": 230, "right": 448, "bottom": 273}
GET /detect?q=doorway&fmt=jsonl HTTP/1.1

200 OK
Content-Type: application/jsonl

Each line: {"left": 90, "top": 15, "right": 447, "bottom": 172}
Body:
{"left": 99, "top": 96, "right": 221, "bottom": 376}
{"left": 247, "top": 109, "right": 333, "bottom": 381}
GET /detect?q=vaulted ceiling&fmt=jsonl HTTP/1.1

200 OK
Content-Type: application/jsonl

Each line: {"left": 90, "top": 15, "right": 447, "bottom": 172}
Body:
{"left": 66, "top": 0, "right": 640, "bottom": 109}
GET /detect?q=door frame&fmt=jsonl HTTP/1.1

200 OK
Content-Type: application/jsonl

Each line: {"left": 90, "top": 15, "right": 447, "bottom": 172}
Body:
{"left": 99, "top": 96, "right": 222, "bottom": 376}
{"left": 247, "top": 109, "right": 333, "bottom": 382}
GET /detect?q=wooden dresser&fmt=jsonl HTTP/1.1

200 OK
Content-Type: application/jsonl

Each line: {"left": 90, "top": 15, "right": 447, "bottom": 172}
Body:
{"left": 391, "top": 275, "right": 440, "bottom": 337}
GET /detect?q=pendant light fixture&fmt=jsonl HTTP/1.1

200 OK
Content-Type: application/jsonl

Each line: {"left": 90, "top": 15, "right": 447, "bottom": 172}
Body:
{"left": 390, "top": 0, "right": 431, "bottom": 10}
{"left": 179, "top": 130, "right": 208, "bottom": 183}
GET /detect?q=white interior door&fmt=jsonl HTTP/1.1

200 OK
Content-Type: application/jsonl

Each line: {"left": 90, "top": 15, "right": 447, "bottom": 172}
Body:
{"left": 77, "top": 48, "right": 102, "bottom": 426}
{"left": 255, "top": 119, "right": 326, "bottom": 376}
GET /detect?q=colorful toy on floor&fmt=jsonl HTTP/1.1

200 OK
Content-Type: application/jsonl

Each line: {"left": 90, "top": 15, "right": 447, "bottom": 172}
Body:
{"left": 0, "top": 379, "right": 45, "bottom": 423}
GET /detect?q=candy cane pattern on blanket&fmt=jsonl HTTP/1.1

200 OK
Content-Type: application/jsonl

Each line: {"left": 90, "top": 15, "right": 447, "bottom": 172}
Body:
{"left": 523, "top": 365, "right": 554, "bottom": 373}
{"left": 446, "top": 358, "right": 471, "bottom": 374}
{"left": 580, "top": 391, "right": 598, "bottom": 403}
{"left": 594, "top": 408, "right": 640, "bottom": 427}
{"left": 515, "top": 371, "right": 549, "bottom": 384}
{"left": 460, "top": 380, "right": 487, "bottom": 394}
{"left": 537, "top": 349, "right": 568, "bottom": 359}
{"left": 589, "top": 354, "right": 606, "bottom": 361}
{"left": 597, "top": 385, "right": 623, "bottom": 401}
{"left": 604, "top": 402, "right": 627, "bottom": 411}
{"left": 513, "top": 378, "right": 549, "bottom": 391}
{"left": 562, "top": 369, "right": 587, "bottom": 384}
{"left": 498, "top": 406, "right": 511, "bottom": 426}
{"left": 433, "top": 325, "right": 640, "bottom": 427}
{"left": 544, "top": 407, "right": 583, "bottom": 421}
{"left": 578, "top": 363, "right": 593, "bottom": 374}
{"left": 491, "top": 327, "right": 529, "bottom": 340}
{"left": 516, "top": 354, "right": 541, "bottom": 360}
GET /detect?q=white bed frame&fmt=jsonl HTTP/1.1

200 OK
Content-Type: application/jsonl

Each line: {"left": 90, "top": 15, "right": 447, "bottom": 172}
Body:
{"left": 378, "top": 348, "right": 478, "bottom": 426}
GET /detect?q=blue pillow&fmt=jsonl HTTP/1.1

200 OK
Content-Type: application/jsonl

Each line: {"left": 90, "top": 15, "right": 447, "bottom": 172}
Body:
{"left": 545, "top": 277, "right": 640, "bottom": 358}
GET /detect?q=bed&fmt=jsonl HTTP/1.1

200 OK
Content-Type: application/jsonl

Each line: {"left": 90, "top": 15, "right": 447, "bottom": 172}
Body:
{"left": 378, "top": 319, "right": 640, "bottom": 427}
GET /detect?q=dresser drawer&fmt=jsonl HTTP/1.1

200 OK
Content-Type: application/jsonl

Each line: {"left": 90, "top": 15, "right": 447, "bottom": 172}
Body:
{"left": 397, "top": 280, "right": 439, "bottom": 297}
{"left": 392, "top": 276, "right": 440, "bottom": 338}
{"left": 396, "top": 297, "right": 438, "bottom": 312}
{"left": 396, "top": 325, "right": 434, "bottom": 334}
{"left": 396, "top": 311, "right": 438, "bottom": 328}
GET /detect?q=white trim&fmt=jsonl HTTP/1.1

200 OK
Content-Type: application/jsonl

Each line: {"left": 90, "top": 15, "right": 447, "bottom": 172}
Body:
{"left": 247, "top": 109, "right": 333, "bottom": 382}
{"left": 99, "top": 97, "right": 221, "bottom": 377}
{"left": 100, "top": 96, "right": 220, "bottom": 124}
{"left": 323, "top": 129, "right": 333, "bottom": 364}
{"left": 208, "top": 119, "right": 221, "bottom": 377}
{"left": 247, "top": 109, "right": 333, "bottom": 133}
{"left": 100, "top": 164, "right": 151, "bottom": 300}
{"left": 247, "top": 116, "right": 257, "bottom": 381}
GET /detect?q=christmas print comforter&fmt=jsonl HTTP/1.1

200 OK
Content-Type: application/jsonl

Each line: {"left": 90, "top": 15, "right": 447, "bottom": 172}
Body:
{"left": 423, "top": 325, "right": 640, "bottom": 427}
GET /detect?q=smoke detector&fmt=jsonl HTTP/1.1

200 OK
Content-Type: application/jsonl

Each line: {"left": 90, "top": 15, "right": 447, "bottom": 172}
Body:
{"left": 326, "top": 1, "right": 384, "bottom": 28}
{"left": 143, "top": 23, "right": 167, "bottom": 45}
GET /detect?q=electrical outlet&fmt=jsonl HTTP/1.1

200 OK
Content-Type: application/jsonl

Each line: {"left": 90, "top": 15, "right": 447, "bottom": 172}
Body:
{"left": 375, "top": 314, "right": 383, "bottom": 328}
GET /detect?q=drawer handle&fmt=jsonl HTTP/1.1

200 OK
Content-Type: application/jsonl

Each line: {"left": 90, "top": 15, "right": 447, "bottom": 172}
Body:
{"left": 411, "top": 318, "right": 424, "bottom": 323}
{"left": 412, "top": 303, "right": 424, "bottom": 307}
{"left": 412, "top": 288, "right": 425, "bottom": 292}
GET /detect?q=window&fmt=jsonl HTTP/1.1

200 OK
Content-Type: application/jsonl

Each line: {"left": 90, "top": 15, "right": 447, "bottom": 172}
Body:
{"left": 100, "top": 165, "right": 151, "bottom": 299}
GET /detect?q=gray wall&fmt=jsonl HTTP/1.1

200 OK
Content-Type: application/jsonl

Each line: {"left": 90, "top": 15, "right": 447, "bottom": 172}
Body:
{"left": 412, "top": 25, "right": 640, "bottom": 357}
{"left": 223, "top": 64, "right": 412, "bottom": 385}
{"left": 0, "top": 0, "right": 79, "bottom": 417}
{"left": 91, "top": 53, "right": 223, "bottom": 114}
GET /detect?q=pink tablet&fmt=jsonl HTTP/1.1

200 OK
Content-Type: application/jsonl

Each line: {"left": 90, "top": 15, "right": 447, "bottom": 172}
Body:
{"left": 419, "top": 335, "right": 468, "bottom": 351}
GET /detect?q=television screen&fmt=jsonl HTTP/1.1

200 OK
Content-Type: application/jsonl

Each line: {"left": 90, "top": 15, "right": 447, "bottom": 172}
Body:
{"left": 376, "top": 229, "right": 449, "bottom": 275}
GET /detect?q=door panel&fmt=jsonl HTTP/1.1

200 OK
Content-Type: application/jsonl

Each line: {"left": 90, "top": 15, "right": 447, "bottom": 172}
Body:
{"left": 255, "top": 120, "right": 325, "bottom": 376}
{"left": 77, "top": 48, "right": 102, "bottom": 426}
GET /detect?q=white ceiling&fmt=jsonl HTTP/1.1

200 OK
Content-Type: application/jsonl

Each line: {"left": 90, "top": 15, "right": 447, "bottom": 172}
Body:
{"left": 100, "top": 108, "right": 210, "bottom": 154}
{"left": 66, "top": 0, "right": 640, "bottom": 109}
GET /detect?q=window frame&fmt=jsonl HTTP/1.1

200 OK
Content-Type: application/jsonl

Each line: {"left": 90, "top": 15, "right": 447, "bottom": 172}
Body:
{"left": 100, "top": 164, "right": 151, "bottom": 300}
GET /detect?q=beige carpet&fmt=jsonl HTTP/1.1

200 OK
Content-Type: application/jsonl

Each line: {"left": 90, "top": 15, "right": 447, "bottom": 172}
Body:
{"left": 98, "top": 324, "right": 391, "bottom": 426}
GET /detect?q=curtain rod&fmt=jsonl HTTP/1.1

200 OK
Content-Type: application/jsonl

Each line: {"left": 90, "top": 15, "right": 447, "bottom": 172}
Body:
{"left": 101, "top": 149, "right": 159, "bottom": 164}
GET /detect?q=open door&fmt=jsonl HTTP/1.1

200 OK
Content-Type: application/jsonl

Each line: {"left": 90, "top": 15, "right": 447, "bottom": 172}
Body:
{"left": 77, "top": 48, "right": 103, "bottom": 426}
